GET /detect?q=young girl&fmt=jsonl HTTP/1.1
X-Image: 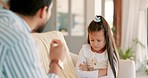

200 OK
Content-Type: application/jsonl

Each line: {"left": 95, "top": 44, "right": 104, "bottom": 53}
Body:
{"left": 76, "top": 16, "right": 119, "bottom": 78}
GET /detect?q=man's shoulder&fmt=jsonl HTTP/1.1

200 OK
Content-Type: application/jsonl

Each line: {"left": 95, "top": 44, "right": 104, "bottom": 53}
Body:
{"left": 0, "top": 9, "right": 31, "bottom": 45}
{"left": 0, "top": 24, "right": 31, "bottom": 47}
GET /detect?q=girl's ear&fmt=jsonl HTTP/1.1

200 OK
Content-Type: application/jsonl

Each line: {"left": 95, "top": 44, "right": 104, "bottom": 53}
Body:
{"left": 37, "top": 6, "right": 48, "bottom": 19}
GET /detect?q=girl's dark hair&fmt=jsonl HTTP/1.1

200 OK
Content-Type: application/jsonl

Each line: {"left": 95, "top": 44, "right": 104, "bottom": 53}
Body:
{"left": 9, "top": 0, "right": 52, "bottom": 16}
{"left": 87, "top": 16, "right": 119, "bottom": 78}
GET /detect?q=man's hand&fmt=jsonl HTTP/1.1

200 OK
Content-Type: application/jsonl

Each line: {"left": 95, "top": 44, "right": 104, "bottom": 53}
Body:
{"left": 49, "top": 39, "right": 65, "bottom": 61}
{"left": 48, "top": 39, "right": 65, "bottom": 75}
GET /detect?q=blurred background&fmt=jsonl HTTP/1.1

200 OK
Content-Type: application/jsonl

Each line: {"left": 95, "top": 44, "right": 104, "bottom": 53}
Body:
{"left": 0, "top": 0, "right": 147, "bottom": 77}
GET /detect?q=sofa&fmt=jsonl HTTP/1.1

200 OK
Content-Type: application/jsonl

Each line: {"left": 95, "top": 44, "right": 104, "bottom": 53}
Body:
{"left": 32, "top": 31, "right": 136, "bottom": 78}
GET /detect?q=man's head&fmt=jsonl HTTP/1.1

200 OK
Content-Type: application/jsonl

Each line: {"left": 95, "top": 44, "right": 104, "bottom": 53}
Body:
{"left": 9, "top": 0, "right": 52, "bottom": 32}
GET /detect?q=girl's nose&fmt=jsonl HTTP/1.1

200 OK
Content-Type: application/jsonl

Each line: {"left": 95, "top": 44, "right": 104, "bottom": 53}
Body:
{"left": 93, "top": 42, "right": 98, "bottom": 47}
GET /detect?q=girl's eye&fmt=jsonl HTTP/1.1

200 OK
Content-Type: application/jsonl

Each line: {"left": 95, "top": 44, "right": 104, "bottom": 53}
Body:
{"left": 97, "top": 40, "right": 101, "bottom": 42}
{"left": 91, "top": 40, "right": 94, "bottom": 41}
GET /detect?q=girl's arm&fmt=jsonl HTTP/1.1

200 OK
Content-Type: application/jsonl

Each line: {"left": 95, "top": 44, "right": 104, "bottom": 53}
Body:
{"left": 79, "top": 63, "right": 107, "bottom": 77}
{"left": 98, "top": 68, "right": 107, "bottom": 76}
{"left": 76, "top": 49, "right": 98, "bottom": 78}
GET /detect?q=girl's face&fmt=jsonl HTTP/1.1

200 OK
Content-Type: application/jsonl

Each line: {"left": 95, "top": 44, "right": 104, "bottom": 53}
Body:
{"left": 89, "top": 30, "right": 106, "bottom": 52}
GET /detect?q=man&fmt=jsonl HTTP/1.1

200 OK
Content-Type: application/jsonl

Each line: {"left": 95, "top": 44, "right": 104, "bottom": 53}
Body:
{"left": 0, "top": 0, "right": 65, "bottom": 78}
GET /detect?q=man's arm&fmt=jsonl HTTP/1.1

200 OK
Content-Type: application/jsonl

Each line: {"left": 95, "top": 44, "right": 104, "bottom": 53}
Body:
{"left": 3, "top": 39, "right": 65, "bottom": 78}
{"left": 48, "top": 39, "right": 66, "bottom": 76}
{"left": 48, "top": 62, "right": 61, "bottom": 75}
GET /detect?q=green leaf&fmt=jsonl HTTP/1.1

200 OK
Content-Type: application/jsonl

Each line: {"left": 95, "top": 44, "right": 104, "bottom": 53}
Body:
{"left": 118, "top": 48, "right": 134, "bottom": 60}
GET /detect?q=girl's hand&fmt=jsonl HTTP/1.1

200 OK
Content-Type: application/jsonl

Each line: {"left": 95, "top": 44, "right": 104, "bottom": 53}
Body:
{"left": 79, "top": 62, "right": 88, "bottom": 71}
{"left": 98, "top": 68, "right": 107, "bottom": 77}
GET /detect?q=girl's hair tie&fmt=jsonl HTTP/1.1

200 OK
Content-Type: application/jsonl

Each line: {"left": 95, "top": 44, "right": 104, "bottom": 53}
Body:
{"left": 94, "top": 15, "right": 101, "bottom": 22}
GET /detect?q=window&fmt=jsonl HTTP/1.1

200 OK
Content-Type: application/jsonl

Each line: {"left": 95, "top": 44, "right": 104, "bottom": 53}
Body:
{"left": 56, "top": 0, "right": 69, "bottom": 36}
{"left": 71, "top": 0, "right": 84, "bottom": 36}
{"left": 95, "top": 0, "right": 114, "bottom": 28}
{"left": 104, "top": 0, "right": 114, "bottom": 28}
{"left": 56, "top": 0, "right": 85, "bottom": 36}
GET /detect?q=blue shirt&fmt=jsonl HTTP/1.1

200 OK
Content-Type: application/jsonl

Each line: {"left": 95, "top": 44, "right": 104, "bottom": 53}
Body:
{"left": 0, "top": 9, "right": 59, "bottom": 78}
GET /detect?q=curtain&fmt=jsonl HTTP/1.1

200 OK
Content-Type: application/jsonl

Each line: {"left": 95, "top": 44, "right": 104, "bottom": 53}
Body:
{"left": 113, "top": 0, "right": 122, "bottom": 47}
{"left": 122, "top": 0, "right": 148, "bottom": 70}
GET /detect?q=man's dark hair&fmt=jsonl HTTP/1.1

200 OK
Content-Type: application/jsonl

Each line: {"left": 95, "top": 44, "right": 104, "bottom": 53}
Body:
{"left": 9, "top": 0, "right": 52, "bottom": 16}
